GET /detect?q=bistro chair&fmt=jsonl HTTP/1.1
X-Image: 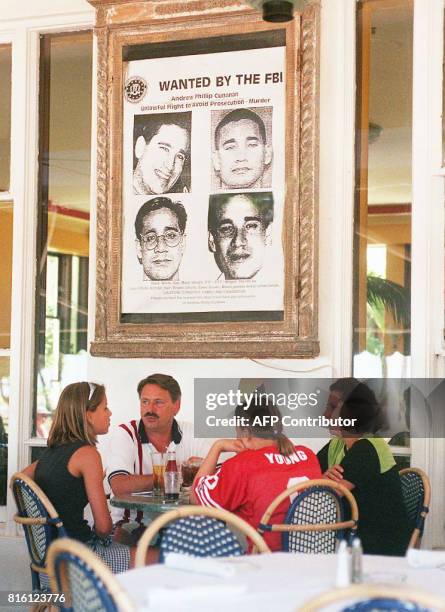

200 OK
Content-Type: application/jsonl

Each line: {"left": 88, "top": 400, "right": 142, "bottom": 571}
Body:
{"left": 47, "top": 538, "right": 135, "bottom": 612}
{"left": 399, "top": 467, "right": 431, "bottom": 549}
{"left": 257, "top": 479, "right": 359, "bottom": 554}
{"left": 135, "top": 505, "right": 270, "bottom": 567}
{"left": 10, "top": 472, "right": 67, "bottom": 593}
{"left": 300, "top": 583, "right": 445, "bottom": 611}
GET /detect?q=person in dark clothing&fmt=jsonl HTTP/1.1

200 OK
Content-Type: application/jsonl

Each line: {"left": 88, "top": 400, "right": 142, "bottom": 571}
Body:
{"left": 22, "top": 382, "right": 133, "bottom": 572}
{"left": 317, "top": 381, "right": 412, "bottom": 556}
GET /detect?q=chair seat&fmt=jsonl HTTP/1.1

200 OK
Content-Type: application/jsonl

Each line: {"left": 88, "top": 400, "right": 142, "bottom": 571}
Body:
{"left": 257, "top": 479, "right": 358, "bottom": 554}
{"left": 160, "top": 515, "right": 244, "bottom": 561}
{"left": 399, "top": 468, "right": 431, "bottom": 549}
{"left": 10, "top": 472, "right": 66, "bottom": 592}
{"left": 47, "top": 538, "right": 134, "bottom": 612}
{"left": 134, "top": 506, "right": 270, "bottom": 567}
{"left": 344, "top": 598, "right": 430, "bottom": 612}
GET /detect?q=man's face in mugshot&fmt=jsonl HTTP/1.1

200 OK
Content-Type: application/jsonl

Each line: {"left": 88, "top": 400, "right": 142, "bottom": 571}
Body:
{"left": 136, "top": 124, "right": 189, "bottom": 194}
{"left": 208, "top": 195, "right": 271, "bottom": 279}
{"left": 136, "top": 207, "right": 185, "bottom": 281}
{"left": 213, "top": 118, "right": 272, "bottom": 189}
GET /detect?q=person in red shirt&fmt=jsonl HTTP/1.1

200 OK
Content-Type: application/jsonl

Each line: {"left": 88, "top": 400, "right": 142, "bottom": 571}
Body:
{"left": 192, "top": 399, "right": 322, "bottom": 551}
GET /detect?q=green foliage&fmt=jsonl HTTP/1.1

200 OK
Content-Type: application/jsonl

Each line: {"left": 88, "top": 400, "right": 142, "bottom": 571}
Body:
{"left": 367, "top": 274, "right": 410, "bottom": 329}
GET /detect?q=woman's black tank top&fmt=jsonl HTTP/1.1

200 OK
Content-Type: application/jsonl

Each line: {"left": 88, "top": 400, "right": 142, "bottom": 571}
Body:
{"left": 35, "top": 441, "right": 92, "bottom": 542}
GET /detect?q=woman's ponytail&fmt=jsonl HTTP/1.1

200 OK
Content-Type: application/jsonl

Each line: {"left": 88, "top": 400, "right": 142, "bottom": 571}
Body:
{"left": 276, "top": 432, "right": 295, "bottom": 457}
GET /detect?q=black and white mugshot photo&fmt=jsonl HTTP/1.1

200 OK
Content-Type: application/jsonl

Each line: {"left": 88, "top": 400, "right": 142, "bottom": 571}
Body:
{"left": 134, "top": 197, "right": 187, "bottom": 281}
{"left": 211, "top": 107, "right": 273, "bottom": 191}
{"left": 122, "top": 45, "right": 285, "bottom": 315}
{"left": 133, "top": 112, "right": 192, "bottom": 195}
{"left": 207, "top": 191, "right": 274, "bottom": 280}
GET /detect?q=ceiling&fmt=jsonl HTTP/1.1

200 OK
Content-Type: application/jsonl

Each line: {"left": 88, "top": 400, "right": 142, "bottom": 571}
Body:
{"left": 47, "top": 33, "right": 93, "bottom": 213}
{"left": 367, "top": 2, "right": 413, "bottom": 205}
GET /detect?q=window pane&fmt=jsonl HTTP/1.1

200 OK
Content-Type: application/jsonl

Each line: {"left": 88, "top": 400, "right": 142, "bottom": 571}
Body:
{"left": 0, "top": 45, "right": 12, "bottom": 192}
{"left": 0, "top": 357, "right": 9, "bottom": 506}
{"left": 354, "top": 1, "right": 413, "bottom": 377}
{"left": 354, "top": 1, "right": 412, "bottom": 463}
{"left": 35, "top": 32, "right": 92, "bottom": 436}
{"left": 0, "top": 200, "right": 13, "bottom": 349}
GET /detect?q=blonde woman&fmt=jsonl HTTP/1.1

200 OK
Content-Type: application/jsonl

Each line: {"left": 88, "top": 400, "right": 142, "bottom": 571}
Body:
{"left": 23, "top": 382, "right": 132, "bottom": 572}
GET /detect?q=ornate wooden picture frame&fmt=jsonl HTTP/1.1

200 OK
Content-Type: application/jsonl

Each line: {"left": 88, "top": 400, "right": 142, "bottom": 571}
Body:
{"left": 88, "top": 0, "right": 320, "bottom": 358}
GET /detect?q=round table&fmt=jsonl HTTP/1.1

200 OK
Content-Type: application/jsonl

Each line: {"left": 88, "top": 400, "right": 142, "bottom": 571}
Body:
{"left": 110, "top": 491, "right": 191, "bottom": 522}
{"left": 116, "top": 552, "right": 445, "bottom": 612}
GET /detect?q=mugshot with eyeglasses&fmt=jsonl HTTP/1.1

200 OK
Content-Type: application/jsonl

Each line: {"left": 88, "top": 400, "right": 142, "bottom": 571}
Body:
{"left": 135, "top": 197, "right": 187, "bottom": 281}
{"left": 133, "top": 112, "right": 191, "bottom": 195}
{"left": 212, "top": 108, "right": 273, "bottom": 190}
{"left": 208, "top": 192, "right": 274, "bottom": 280}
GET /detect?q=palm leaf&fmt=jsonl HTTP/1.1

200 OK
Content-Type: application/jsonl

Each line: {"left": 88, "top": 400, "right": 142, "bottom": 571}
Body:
{"left": 367, "top": 275, "right": 410, "bottom": 328}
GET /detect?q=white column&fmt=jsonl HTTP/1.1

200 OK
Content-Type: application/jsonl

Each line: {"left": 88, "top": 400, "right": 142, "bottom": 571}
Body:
{"left": 411, "top": 0, "right": 445, "bottom": 548}
{"left": 6, "top": 26, "right": 40, "bottom": 535}
{"left": 319, "top": 0, "right": 356, "bottom": 375}
{"left": 2, "top": 6, "right": 94, "bottom": 534}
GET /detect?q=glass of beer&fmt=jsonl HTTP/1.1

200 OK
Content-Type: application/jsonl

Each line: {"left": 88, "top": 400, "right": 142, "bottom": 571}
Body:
{"left": 151, "top": 451, "right": 165, "bottom": 496}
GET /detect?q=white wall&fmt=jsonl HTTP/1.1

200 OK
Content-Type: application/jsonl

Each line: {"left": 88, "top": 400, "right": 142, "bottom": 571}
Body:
{"left": 0, "top": 0, "right": 93, "bottom": 21}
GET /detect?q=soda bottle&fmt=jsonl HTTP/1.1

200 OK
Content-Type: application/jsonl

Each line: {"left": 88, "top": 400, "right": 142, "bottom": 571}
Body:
{"left": 165, "top": 451, "right": 178, "bottom": 473}
{"left": 164, "top": 451, "right": 180, "bottom": 501}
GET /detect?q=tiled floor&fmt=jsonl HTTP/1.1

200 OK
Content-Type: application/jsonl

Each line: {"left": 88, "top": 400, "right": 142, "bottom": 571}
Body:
{"left": 0, "top": 536, "right": 31, "bottom": 592}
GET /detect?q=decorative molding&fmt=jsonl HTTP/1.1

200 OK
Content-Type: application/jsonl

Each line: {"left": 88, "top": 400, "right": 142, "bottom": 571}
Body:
{"left": 88, "top": 0, "right": 320, "bottom": 358}
{"left": 298, "top": 0, "right": 320, "bottom": 339}
{"left": 94, "top": 21, "right": 109, "bottom": 342}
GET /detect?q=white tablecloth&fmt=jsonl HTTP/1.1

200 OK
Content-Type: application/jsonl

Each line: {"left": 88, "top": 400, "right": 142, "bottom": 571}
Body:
{"left": 117, "top": 552, "right": 445, "bottom": 612}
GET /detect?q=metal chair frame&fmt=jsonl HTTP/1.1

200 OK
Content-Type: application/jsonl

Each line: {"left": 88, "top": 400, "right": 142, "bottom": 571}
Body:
{"left": 399, "top": 467, "right": 431, "bottom": 549}
{"left": 47, "top": 538, "right": 134, "bottom": 612}
{"left": 300, "top": 583, "right": 445, "bottom": 611}
{"left": 134, "top": 505, "right": 270, "bottom": 567}
{"left": 10, "top": 471, "right": 67, "bottom": 592}
{"left": 256, "top": 479, "right": 359, "bottom": 554}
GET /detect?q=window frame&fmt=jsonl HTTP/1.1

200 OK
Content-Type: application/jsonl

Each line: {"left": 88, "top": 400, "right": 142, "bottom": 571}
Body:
{"left": 3, "top": 11, "right": 94, "bottom": 533}
{"left": 0, "top": 37, "right": 13, "bottom": 522}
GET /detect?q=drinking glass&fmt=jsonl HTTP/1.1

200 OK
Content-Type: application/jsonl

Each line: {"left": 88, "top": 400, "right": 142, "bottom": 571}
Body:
{"left": 164, "top": 470, "right": 181, "bottom": 502}
{"left": 181, "top": 459, "right": 203, "bottom": 488}
{"left": 151, "top": 451, "right": 165, "bottom": 496}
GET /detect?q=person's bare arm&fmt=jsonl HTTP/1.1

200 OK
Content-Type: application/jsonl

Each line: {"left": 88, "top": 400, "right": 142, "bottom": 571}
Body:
{"left": 109, "top": 473, "right": 153, "bottom": 496}
{"left": 338, "top": 479, "right": 354, "bottom": 490}
{"left": 22, "top": 461, "right": 38, "bottom": 479}
{"left": 323, "top": 464, "right": 355, "bottom": 493}
{"left": 190, "top": 439, "right": 246, "bottom": 504}
{"left": 322, "top": 464, "right": 344, "bottom": 482}
{"left": 70, "top": 446, "right": 112, "bottom": 538}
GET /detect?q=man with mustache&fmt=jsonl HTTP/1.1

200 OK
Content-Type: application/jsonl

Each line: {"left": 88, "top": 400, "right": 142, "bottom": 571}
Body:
{"left": 133, "top": 112, "right": 191, "bottom": 195}
{"left": 107, "top": 373, "right": 208, "bottom": 534}
{"left": 212, "top": 108, "right": 272, "bottom": 189}
{"left": 208, "top": 192, "right": 274, "bottom": 280}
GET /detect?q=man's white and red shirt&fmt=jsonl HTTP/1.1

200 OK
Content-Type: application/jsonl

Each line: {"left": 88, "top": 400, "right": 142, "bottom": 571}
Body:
{"left": 194, "top": 445, "right": 322, "bottom": 551}
{"left": 106, "top": 418, "right": 209, "bottom": 523}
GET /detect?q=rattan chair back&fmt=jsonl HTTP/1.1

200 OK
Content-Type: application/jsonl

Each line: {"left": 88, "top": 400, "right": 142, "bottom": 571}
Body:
{"left": 256, "top": 479, "right": 359, "bottom": 554}
{"left": 10, "top": 472, "right": 66, "bottom": 591}
{"left": 399, "top": 467, "right": 431, "bottom": 548}
{"left": 134, "top": 505, "right": 270, "bottom": 567}
{"left": 47, "top": 538, "right": 135, "bottom": 612}
{"left": 300, "top": 583, "right": 445, "bottom": 611}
